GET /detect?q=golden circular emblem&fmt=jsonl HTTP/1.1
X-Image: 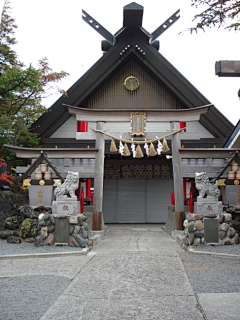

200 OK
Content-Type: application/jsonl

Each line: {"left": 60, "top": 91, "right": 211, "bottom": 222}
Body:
{"left": 39, "top": 180, "right": 45, "bottom": 186}
{"left": 234, "top": 179, "right": 239, "bottom": 185}
{"left": 124, "top": 76, "right": 140, "bottom": 91}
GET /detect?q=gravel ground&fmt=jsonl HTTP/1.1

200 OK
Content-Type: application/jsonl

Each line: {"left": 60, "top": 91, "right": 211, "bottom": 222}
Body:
{"left": 0, "top": 239, "right": 85, "bottom": 256}
{"left": 180, "top": 251, "right": 240, "bottom": 293}
{"left": 0, "top": 275, "right": 70, "bottom": 320}
{"left": 189, "top": 243, "right": 240, "bottom": 255}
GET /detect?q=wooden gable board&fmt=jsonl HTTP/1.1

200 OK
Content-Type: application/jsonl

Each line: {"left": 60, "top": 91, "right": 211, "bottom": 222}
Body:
{"left": 81, "top": 59, "right": 184, "bottom": 110}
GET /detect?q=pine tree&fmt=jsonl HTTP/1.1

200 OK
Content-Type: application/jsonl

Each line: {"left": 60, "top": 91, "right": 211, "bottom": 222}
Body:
{"left": 190, "top": 0, "right": 240, "bottom": 32}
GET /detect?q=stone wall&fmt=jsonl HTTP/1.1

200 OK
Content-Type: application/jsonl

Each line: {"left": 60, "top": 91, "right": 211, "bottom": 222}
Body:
{"left": 181, "top": 212, "right": 239, "bottom": 248}
{"left": 0, "top": 192, "right": 28, "bottom": 231}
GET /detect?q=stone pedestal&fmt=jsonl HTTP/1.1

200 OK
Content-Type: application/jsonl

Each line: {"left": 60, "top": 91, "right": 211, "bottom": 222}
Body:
{"left": 195, "top": 198, "right": 223, "bottom": 216}
{"left": 29, "top": 185, "right": 54, "bottom": 207}
{"left": 52, "top": 197, "right": 80, "bottom": 216}
{"left": 54, "top": 216, "right": 69, "bottom": 245}
{"left": 194, "top": 198, "right": 222, "bottom": 244}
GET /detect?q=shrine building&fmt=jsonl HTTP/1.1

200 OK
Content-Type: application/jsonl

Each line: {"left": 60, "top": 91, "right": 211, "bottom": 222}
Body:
{"left": 6, "top": 3, "right": 235, "bottom": 229}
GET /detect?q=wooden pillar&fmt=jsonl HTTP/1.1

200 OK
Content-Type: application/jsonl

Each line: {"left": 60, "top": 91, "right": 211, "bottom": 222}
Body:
{"left": 183, "top": 178, "right": 186, "bottom": 199}
{"left": 77, "top": 122, "right": 88, "bottom": 198}
{"left": 171, "top": 121, "right": 185, "bottom": 230}
{"left": 78, "top": 181, "right": 81, "bottom": 199}
{"left": 86, "top": 179, "right": 91, "bottom": 199}
{"left": 92, "top": 121, "right": 105, "bottom": 231}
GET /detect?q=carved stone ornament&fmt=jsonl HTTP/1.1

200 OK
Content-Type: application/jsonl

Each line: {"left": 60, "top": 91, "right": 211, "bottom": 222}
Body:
{"left": 54, "top": 171, "right": 79, "bottom": 199}
{"left": 195, "top": 172, "right": 220, "bottom": 201}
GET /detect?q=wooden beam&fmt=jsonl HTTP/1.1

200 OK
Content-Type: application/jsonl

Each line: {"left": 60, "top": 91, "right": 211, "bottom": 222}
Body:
{"left": 150, "top": 9, "right": 180, "bottom": 43}
{"left": 76, "top": 131, "right": 200, "bottom": 141}
{"left": 179, "top": 148, "right": 240, "bottom": 159}
{"left": 82, "top": 10, "right": 115, "bottom": 45}
{"left": 4, "top": 145, "right": 98, "bottom": 159}
{"left": 65, "top": 105, "right": 212, "bottom": 122}
{"left": 182, "top": 167, "right": 222, "bottom": 174}
{"left": 17, "top": 166, "right": 95, "bottom": 178}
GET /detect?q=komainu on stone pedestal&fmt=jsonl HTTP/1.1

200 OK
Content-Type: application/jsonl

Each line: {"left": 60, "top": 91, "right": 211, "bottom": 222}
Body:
{"left": 195, "top": 172, "right": 220, "bottom": 201}
{"left": 54, "top": 171, "right": 79, "bottom": 199}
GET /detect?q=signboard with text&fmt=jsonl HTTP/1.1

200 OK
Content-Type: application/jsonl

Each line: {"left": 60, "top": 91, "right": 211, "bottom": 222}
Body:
{"left": 130, "top": 112, "right": 146, "bottom": 136}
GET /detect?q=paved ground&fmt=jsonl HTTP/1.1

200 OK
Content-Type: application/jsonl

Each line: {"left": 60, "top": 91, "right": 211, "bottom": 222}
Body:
{"left": 0, "top": 225, "right": 240, "bottom": 320}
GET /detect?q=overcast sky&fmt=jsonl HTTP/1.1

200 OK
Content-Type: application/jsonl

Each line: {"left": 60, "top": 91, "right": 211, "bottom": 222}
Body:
{"left": 1, "top": 0, "right": 240, "bottom": 125}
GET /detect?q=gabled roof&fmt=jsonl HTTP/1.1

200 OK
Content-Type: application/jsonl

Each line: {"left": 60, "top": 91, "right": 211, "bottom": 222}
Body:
{"left": 211, "top": 151, "right": 240, "bottom": 182}
{"left": 19, "top": 152, "right": 64, "bottom": 182}
{"left": 31, "top": 2, "right": 233, "bottom": 140}
{"left": 223, "top": 119, "right": 240, "bottom": 148}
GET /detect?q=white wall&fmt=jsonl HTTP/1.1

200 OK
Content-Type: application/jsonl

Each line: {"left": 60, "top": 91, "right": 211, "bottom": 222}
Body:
{"left": 50, "top": 115, "right": 77, "bottom": 138}
{"left": 51, "top": 115, "right": 214, "bottom": 139}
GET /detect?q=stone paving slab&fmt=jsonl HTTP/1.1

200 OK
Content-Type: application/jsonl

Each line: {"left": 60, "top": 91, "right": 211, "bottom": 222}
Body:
{"left": 40, "top": 294, "right": 202, "bottom": 320}
{"left": 197, "top": 293, "right": 240, "bottom": 320}
{"left": 63, "top": 252, "right": 194, "bottom": 298}
{"left": 40, "top": 226, "right": 203, "bottom": 320}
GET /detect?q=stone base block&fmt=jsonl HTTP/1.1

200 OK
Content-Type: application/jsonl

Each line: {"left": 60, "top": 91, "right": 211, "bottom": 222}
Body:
{"left": 84, "top": 209, "right": 93, "bottom": 231}
{"left": 165, "top": 205, "right": 189, "bottom": 236}
{"left": 54, "top": 216, "right": 69, "bottom": 244}
{"left": 222, "top": 185, "right": 240, "bottom": 206}
{"left": 195, "top": 200, "right": 223, "bottom": 215}
{"left": 29, "top": 185, "right": 54, "bottom": 207}
{"left": 52, "top": 198, "right": 80, "bottom": 216}
{"left": 89, "top": 230, "right": 104, "bottom": 241}
{"left": 204, "top": 217, "right": 219, "bottom": 243}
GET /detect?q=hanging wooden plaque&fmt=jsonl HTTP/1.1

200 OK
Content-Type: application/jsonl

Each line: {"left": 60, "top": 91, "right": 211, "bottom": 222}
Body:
{"left": 130, "top": 112, "right": 146, "bottom": 136}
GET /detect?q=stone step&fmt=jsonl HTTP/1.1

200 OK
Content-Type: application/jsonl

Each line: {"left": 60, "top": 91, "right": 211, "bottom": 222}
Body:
{"left": 83, "top": 205, "right": 93, "bottom": 213}
{"left": 89, "top": 235, "right": 101, "bottom": 246}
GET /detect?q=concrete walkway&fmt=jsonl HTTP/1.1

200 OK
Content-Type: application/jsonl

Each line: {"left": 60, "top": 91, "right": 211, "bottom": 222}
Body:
{"left": 0, "top": 225, "right": 202, "bottom": 320}
{"left": 1, "top": 225, "right": 239, "bottom": 319}
{"left": 41, "top": 224, "right": 203, "bottom": 320}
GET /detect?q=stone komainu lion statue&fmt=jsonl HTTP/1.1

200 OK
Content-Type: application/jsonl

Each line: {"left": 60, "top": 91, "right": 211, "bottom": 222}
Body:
{"left": 195, "top": 172, "right": 220, "bottom": 201}
{"left": 54, "top": 171, "right": 79, "bottom": 198}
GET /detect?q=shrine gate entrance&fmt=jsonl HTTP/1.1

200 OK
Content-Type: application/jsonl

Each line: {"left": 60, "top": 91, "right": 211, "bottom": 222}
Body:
{"left": 103, "top": 178, "right": 173, "bottom": 223}
{"left": 102, "top": 161, "right": 173, "bottom": 223}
